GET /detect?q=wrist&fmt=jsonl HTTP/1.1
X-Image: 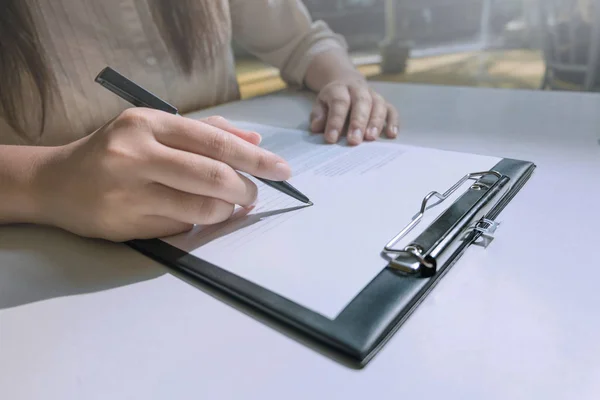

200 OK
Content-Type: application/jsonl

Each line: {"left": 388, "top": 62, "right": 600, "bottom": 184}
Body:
{"left": 5, "top": 145, "right": 67, "bottom": 225}
{"left": 304, "top": 49, "right": 364, "bottom": 92}
{"left": 27, "top": 144, "right": 73, "bottom": 226}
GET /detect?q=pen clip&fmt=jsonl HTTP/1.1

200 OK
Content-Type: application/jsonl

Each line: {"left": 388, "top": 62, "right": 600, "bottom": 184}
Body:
{"left": 95, "top": 67, "right": 178, "bottom": 115}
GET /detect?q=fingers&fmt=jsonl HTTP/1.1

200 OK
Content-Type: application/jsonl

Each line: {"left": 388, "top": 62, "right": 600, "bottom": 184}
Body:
{"left": 365, "top": 94, "right": 387, "bottom": 141}
{"left": 385, "top": 103, "right": 400, "bottom": 139}
{"left": 133, "top": 215, "right": 193, "bottom": 240}
{"left": 146, "top": 183, "right": 236, "bottom": 226}
{"left": 310, "top": 101, "right": 327, "bottom": 134}
{"left": 149, "top": 112, "right": 291, "bottom": 181}
{"left": 201, "top": 116, "right": 262, "bottom": 146}
{"left": 316, "top": 83, "right": 399, "bottom": 145}
{"left": 346, "top": 86, "right": 374, "bottom": 145}
{"left": 146, "top": 145, "right": 258, "bottom": 207}
{"left": 323, "top": 87, "right": 351, "bottom": 143}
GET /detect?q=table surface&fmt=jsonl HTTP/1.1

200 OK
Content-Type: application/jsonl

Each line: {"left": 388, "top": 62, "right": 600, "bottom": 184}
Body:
{"left": 1, "top": 82, "right": 599, "bottom": 400}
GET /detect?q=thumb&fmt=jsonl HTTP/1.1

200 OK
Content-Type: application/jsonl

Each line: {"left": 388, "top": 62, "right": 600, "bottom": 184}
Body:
{"left": 200, "top": 116, "right": 262, "bottom": 146}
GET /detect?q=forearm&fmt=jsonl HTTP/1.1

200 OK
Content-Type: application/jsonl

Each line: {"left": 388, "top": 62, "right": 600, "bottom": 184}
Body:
{"left": 0, "top": 144, "right": 54, "bottom": 224}
{"left": 303, "top": 47, "right": 365, "bottom": 92}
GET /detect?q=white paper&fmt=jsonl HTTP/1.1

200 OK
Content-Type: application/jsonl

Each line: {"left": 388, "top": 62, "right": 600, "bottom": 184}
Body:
{"left": 161, "top": 122, "right": 501, "bottom": 319}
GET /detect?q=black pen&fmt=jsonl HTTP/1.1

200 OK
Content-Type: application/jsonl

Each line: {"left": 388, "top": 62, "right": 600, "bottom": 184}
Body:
{"left": 94, "top": 66, "right": 312, "bottom": 205}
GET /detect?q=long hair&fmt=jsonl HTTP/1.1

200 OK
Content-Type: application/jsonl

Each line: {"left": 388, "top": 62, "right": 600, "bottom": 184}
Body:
{"left": 0, "top": 0, "right": 227, "bottom": 140}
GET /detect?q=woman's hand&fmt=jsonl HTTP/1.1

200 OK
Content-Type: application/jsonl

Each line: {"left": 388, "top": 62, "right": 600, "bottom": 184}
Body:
{"left": 33, "top": 110, "right": 290, "bottom": 242}
{"left": 309, "top": 75, "right": 400, "bottom": 146}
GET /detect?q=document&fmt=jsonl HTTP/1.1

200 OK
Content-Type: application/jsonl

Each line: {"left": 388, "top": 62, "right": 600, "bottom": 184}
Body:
{"left": 161, "top": 122, "right": 501, "bottom": 319}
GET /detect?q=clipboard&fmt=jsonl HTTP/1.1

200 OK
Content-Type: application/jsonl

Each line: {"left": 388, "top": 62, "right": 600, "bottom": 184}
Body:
{"left": 127, "top": 156, "right": 535, "bottom": 367}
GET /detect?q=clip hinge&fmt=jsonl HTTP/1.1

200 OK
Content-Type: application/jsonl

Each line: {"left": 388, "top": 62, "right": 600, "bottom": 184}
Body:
{"left": 467, "top": 218, "right": 500, "bottom": 248}
{"left": 388, "top": 245, "right": 437, "bottom": 277}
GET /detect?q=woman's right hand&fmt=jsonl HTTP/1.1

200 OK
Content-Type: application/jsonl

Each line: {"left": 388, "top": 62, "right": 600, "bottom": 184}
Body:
{"left": 33, "top": 109, "right": 291, "bottom": 242}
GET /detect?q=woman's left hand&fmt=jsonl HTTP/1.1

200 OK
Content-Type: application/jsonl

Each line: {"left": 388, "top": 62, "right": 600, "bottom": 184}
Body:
{"left": 309, "top": 75, "right": 400, "bottom": 145}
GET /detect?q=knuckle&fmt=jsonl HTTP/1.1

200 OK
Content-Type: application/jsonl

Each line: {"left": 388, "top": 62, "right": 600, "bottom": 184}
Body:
{"left": 327, "top": 117, "right": 345, "bottom": 130}
{"left": 175, "top": 193, "right": 195, "bottom": 215}
{"left": 328, "top": 107, "right": 348, "bottom": 120}
{"left": 207, "top": 130, "right": 232, "bottom": 160}
{"left": 370, "top": 115, "right": 386, "bottom": 126}
{"left": 253, "top": 151, "right": 270, "bottom": 174}
{"left": 331, "top": 93, "right": 351, "bottom": 106}
{"left": 200, "top": 198, "right": 232, "bottom": 224}
{"left": 371, "top": 105, "right": 388, "bottom": 118}
{"left": 370, "top": 90, "right": 383, "bottom": 102}
{"left": 354, "top": 91, "right": 372, "bottom": 105}
{"left": 117, "top": 108, "right": 152, "bottom": 128}
{"left": 351, "top": 112, "right": 369, "bottom": 127}
{"left": 166, "top": 191, "right": 201, "bottom": 222}
{"left": 322, "top": 81, "right": 343, "bottom": 94}
{"left": 370, "top": 113, "right": 386, "bottom": 125}
{"left": 206, "top": 162, "right": 232, "bottom": 187}
{"left": 199, "top": 198, "right": 217, "bottom": 222}
{"left": 372, "top": 99, "right": 386, "bottom": 111}
{"left": 369, "top": 119, "right": 385, "bottom": 129}
{"left": 205, "top": 115, "right": 226, "bottom": 124}
{"left": 353, "top": 109, "right": 370, "bottom": 121}
{"left": 375, "top": 99, "right": 388, "bottom": 111}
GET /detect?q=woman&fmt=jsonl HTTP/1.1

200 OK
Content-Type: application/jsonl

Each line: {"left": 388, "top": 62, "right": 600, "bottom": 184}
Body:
{"left": 0, "top": 0, "right": 399, "bottom": 241}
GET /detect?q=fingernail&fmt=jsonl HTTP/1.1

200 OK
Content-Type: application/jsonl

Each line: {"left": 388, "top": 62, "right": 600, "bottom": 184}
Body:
{"left": 274, "top": 162, "right": 291, "bottom": 180}
{"left": 243, "top": 204, "right": 256, "bottom": 213}
{"left": 243, "top": 197, "right": 257, "bottom": 210}
{"left": 349, "top": 129, "right": 362, "bottom": 142}
{"left": 252, "top": 132, "right": 262, "bottom": 144}
{"left": 367, "top": 127, "right": 378, "bottom": 140}
{"left": 326, "top": 129, "right": 339, "bottom": 142}
{"left": 391, "top": 126, "right": 399, "bottom": 136}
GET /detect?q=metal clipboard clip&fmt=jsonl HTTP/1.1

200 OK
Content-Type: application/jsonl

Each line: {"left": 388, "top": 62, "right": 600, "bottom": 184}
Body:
{"left": 382, "top": 170, "right": 510, "bottom": 278}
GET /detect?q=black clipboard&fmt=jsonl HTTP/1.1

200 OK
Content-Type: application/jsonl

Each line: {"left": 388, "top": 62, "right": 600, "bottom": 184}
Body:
{"left": 128, "top": 157, "right": 535, "bottom": 368}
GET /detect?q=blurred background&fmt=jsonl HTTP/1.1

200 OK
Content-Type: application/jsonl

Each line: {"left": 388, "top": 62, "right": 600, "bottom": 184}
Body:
{"left": 234, "top": 0, "right": 600, "bottom": 99}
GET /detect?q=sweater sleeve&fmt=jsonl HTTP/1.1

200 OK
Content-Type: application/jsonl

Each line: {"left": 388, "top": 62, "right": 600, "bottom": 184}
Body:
{"left": 229, "top": 0, "right": 348, "bottom": 86}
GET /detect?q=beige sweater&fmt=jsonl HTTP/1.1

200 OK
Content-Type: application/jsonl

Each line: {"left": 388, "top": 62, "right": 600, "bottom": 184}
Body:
{"left": 1, "top": 0, "right": 347, "bottom": 146}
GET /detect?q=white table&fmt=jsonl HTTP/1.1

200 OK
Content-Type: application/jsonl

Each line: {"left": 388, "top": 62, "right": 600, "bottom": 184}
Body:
{"left": 1, "top": 83, "right": 599, "bottom": 400}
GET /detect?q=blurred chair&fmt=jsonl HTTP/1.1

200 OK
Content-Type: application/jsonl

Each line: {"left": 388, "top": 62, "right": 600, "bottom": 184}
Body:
{"left": 539, "top": 0, "right": 600, "bottom": 91}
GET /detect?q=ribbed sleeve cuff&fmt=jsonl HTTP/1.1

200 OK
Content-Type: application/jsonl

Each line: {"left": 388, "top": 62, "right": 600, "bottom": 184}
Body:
{"left": 278, "top": 20, "right": 349, "bottom": 87}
